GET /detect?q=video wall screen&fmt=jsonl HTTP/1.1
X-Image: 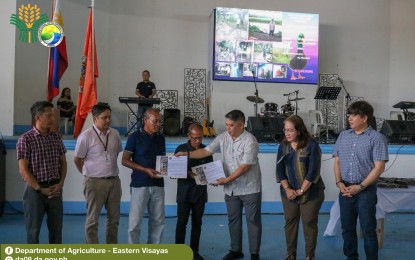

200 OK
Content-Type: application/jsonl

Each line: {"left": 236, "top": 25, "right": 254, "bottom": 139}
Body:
{"left": 210, "top": 7, "right": 319, "bottom": 85}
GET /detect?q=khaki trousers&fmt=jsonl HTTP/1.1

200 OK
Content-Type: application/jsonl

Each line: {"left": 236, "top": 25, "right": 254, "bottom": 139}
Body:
{"left": 281, "top": 189, "right": 324, "bottom": 258}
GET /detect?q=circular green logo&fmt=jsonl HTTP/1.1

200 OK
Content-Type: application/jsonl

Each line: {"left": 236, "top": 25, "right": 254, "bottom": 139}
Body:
{"left": 38, "top": 21, "right": 64, "bottom": 47}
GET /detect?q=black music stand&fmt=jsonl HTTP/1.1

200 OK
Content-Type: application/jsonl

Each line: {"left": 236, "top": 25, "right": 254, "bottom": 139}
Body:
{"left": 314, "top": 87, "right": 341, "bottom": 143}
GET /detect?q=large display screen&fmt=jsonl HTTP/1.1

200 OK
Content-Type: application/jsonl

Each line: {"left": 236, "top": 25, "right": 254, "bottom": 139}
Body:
{"left": 211, "top": 7, "right": 319, "bottom": 84}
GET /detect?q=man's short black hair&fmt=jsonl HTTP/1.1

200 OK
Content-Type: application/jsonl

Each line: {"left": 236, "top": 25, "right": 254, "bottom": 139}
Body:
{"left": 30, "top": 101, "right": 53, "bottom": 120}
{"left": 188, "top": 122, "right": 203, "bottom": 133}
{"left": 225, "top": 110, "right": 245, "bottom": 124}
{"left": 92, "top": 102, "right": 111, "bottom": 117}
{"left": 347, "top": 100, "right": 374, "bottom": 123}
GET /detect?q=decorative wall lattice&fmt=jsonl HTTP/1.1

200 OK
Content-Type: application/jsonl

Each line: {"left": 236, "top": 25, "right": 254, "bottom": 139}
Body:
{"left": 317, "top": 99, "right": 339, "bottom": 133}
{"left": 127, "top": 90, "right": 178, "bottom": 134}
{"left": 127, "top": 112, "right": 138, "bottom": 134}
{"left": 184, "top": 68, "right": 207, "bottom": 124}
{"left": 319, "top": 73, "right": 339, "bottom": 88}
{"left": 317, "top": 74, "right": 340, "bottom": 133}
{"left": 376, "top": 118, "right": 385, "bottom": 131}
{"left": 154, "top": 90, "right": 179, "bottom": 111}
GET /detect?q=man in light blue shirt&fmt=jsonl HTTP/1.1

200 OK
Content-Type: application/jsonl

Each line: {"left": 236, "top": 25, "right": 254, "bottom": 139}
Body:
{"left": 333, "top": 101, "right": 388, "bottom": 260}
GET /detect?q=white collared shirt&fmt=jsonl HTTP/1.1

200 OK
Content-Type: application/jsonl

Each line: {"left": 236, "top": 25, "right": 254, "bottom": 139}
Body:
{"left": 206, "top": 130, "right": 262, "bottom": 196}
{"left": 74, "top": 126, "right": 123, "bottom": 177}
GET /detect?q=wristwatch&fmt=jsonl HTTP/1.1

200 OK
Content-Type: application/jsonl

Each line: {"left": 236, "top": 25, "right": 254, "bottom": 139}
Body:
{"left": 299, "top": 189, "right": 304, "bottom": 194}
{"left": 359, "top": 183, "right": 366, "bottom": 191}
{"left": 35, "top": 186, "right": 41, "bottom": 193}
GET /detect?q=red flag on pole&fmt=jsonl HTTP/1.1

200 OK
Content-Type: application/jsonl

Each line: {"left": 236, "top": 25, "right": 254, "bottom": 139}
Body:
{"left": 73, "top": 8, "right": 98, "bottom": 138}
{"left": 47, "top": 0, "right": 68, "bottom": 101}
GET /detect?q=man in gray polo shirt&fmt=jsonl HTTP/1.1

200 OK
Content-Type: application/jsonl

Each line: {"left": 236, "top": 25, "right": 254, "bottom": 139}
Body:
{"left": 176, "top": 110, "right": 262, "bottom": 260}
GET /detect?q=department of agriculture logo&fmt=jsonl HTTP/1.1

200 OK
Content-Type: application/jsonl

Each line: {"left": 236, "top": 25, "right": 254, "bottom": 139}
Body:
{"left": 38, "top": 21, "right": 64, "bottom": 47}
{"left": 9, "top": 3, "right": 49, "bottom": 43}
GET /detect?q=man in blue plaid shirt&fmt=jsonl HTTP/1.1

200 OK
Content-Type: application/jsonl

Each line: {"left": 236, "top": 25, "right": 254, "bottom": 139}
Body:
{"left": 333, "top": 100, "right": 388, "bottom": 260}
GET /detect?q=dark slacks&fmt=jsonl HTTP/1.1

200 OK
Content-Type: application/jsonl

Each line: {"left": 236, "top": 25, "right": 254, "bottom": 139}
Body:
{"left": 225, "top": 192, "right": 262, "bottom": 255}
{"left": 23, "top": 185, "right": 63, "bottom": 244}
{"left": 281, "top": 189, "right": 324, "bottom": 258}
{"left": 175, "top": 201, "right": 205, "bottom": 253}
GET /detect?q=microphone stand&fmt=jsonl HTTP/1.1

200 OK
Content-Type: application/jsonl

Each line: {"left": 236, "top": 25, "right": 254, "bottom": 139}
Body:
{"left": 339, "top": 77, "right": 351, "bottom": 102}
{"left": 338, "top": 77, "right": 351, "bottom": 129}
{"left": 294, "top": 90, "right": 299, "bottom": 115}
{"left": 253, "top": 72, "right": 259, "bottom": 116}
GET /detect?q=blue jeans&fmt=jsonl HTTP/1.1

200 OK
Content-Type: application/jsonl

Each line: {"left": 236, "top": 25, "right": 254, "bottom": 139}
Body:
{"left": 339, "top": 185, "right": 378, "bottom": 260}
{"left": 128, "top": 186, "right": 165, "bottom": 244}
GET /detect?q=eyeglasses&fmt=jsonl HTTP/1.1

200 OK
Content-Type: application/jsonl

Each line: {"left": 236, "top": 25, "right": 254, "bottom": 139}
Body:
{"left": 190, "top": 136, "right": 203, "bottom": 142}
{"left": 283, "top": 128, "right": 296, "bottom": 134}
{"left": 147, "top": 119, "right": 161, "bottom": 124}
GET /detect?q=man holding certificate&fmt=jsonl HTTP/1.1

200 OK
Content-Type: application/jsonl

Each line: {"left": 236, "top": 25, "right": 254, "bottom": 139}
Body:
{"left": 174, "top": 123, "right": 213, "bottom": 260}
{"left": 175, "top": 110, "right": 262, "bottom": 260}
{"left": 122, "top": 108, "right": 166, "bottom": 244}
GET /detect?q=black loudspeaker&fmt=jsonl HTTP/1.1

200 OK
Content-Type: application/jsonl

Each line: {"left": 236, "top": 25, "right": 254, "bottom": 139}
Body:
{"left": 247, "top": 116, "right": 285, "bottom": 143}
{"left": 181, "top": 117, "right": 195, "bottom": 136}
{"left": 380, "top": 120, "right": 415, "bottom": 144}
{"left": 163, "top": 109, "right": 181, "bottom": 136}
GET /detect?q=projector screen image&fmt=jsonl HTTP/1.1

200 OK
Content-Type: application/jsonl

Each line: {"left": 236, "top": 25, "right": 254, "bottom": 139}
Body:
{"left": 211, "top": 7, "right": 319, "bottom": 84}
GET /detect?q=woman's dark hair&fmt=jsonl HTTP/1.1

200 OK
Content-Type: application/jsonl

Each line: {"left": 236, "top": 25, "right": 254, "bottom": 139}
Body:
{"left": 60, "top": 87, "right": 72, "bottom": 100}
{"left": 282, "top": 115, "right": 311, "bottom": 149}
{"left": 347, "top": 100, "right": 374, "bottom": 124}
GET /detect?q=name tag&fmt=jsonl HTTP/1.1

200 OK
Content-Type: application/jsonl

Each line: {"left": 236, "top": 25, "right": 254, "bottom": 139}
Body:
{"left": 104, "top": 152, "right": 111, "bottom": 165}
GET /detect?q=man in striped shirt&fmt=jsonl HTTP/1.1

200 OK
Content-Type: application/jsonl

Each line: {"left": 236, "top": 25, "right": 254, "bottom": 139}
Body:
{"left": 17, "top": 101, "right": 67, "bottom": 244}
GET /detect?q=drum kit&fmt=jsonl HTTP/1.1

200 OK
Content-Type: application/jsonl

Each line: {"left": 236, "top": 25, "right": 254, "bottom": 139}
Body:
{"left": 246, "top": 90, "right": 305, "bottom": 118}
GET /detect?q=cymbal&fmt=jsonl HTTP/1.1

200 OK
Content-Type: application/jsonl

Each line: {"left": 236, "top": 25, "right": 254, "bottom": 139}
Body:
{"left": 288, "top": 97, "right": 305, "bottom": 101}
{"left": 247, "top": 96, "right": 265, "bottom": 103}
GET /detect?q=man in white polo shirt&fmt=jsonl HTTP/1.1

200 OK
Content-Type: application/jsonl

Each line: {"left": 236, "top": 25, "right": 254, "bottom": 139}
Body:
{"left": 176, "top": 110, "right": 262, "bottom": 260}
{"left": 74, "top": 103, "right": 123, "bottom": 244}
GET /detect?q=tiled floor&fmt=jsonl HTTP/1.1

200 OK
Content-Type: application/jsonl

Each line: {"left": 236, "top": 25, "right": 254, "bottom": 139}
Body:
{"left": 0, "top": 212, "right": 414, "bottom": 259}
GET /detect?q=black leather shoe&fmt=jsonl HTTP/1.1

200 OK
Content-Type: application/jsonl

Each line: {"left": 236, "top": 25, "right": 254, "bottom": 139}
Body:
{"left": 223, "top": 250, "right": 244, "bottom": 259}
{"left": 193, "top": 252, "right": 204, "bottom": 260}
{"left": 251, "top": 253, "right": 260, "bottom": 260}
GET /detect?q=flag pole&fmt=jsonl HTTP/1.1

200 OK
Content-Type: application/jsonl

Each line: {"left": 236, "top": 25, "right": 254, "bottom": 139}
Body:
{"left": 91, "top": 0, "right": 95, "bottom": 89}
{"left": 46, "top": 0, "right": 55, "bottom": 100}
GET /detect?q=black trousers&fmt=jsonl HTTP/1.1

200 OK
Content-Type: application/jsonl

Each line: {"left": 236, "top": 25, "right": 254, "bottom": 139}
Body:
{"left": 175, "top": 201, "right": 205, "bottom": 253}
